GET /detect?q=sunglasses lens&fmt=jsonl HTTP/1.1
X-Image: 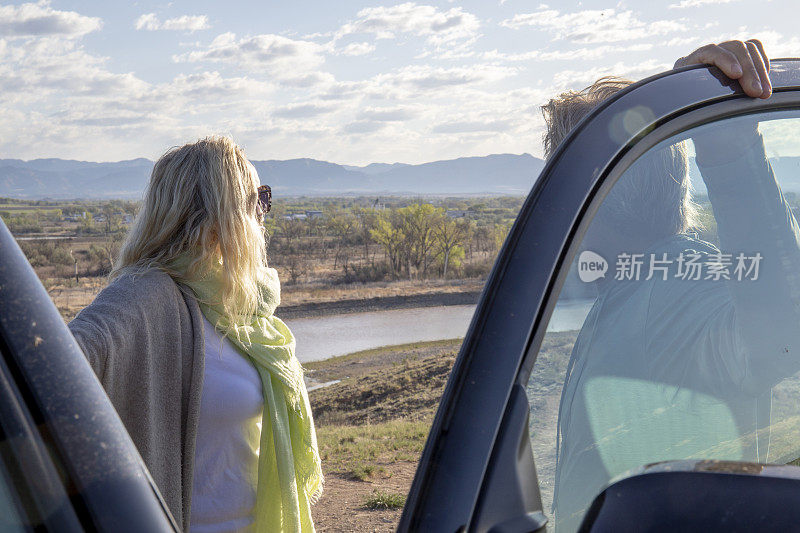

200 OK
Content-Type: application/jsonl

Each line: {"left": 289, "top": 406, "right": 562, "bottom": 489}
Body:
{"left": 258, "top": 186, "right": 271, "bottom": 214}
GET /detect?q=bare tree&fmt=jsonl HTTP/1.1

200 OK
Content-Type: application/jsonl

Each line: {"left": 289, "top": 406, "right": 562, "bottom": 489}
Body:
{"left": 353, "top": 207, "right": 378, "bottom": 265}
{"left": 399, "top": 203, "right": 440, "bottom": 279}
{"left": 326, "top": 209, "right": 356, "bottom": 270}
{"left": 433, "top": 216, "right": 469, "bottom": 279}
{"left": 370, "top": 210, "right": 405, "bottom": 278}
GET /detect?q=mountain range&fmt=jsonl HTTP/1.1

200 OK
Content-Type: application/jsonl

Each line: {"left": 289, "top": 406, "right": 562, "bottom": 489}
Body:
{"left": 0, "top": 153, "right": 545, "bottom": 199}
{"left": 5, "top": 152, "right": 800, "bottom": 200}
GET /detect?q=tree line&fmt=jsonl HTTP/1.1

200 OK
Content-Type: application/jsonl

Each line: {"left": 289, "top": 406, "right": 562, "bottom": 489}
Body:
{"left": 268, "top": 203, "right": 514, "bottom": 284}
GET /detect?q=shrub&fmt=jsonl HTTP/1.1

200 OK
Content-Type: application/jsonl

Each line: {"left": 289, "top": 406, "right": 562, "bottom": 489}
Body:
{"left": 463, "top": 257, "right": 495, "bottom": 278}
{"left": 342, "top": 261, "right": 392, "bottom": 283}
{"left": 362, "top": 491, "right": 406, "bottom": 510}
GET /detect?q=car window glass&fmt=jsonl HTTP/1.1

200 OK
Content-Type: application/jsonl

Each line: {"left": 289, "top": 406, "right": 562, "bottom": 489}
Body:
{"left": 0, "top": 460, "right": 27, "bottom": 532}
{"left": 526, "top": 109, "right": 800, "bottom": 532}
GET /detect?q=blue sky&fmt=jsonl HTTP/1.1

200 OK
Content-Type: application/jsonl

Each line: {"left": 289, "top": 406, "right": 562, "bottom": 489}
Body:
{"left": 1, "top": 0, "right": 798, "bottom": 164}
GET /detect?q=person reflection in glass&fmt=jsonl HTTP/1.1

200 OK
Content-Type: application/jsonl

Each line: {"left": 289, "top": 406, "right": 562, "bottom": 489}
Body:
{"left": 548, "top": 40, "right": 800, "bottom": 531}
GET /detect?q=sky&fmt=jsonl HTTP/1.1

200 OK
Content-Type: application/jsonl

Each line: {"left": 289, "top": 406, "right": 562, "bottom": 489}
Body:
{"left": 1, "top": 0, "right": 798, "bottom": 165}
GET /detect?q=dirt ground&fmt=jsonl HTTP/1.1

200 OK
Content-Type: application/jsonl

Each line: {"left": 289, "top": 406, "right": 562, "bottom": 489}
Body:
{"left": 313, "top": 463, "right": 417, "bottom": 533}
{"left": 307, "top": 340, "right": 461, "bottom": 532}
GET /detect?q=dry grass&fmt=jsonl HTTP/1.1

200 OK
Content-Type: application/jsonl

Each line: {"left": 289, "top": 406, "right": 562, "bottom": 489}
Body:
{"left": 47, "top": 277, "right": 107, "bottom": 320}
{"left": 309, "top": 341, "right": 459, "bottom": 426}
{"left": 308, "top": 339, "right": 461, "bottom": 531}
{"left": 308, "top": 339, "right": 459, "bottom": 488}
{"left": 362, "top": 491, "right": 406, "bottom": 510}
{"left": 304, "top": 338, "right": 461, "bottom": 383}
{"left": 316, "top": 419, "right": 431, "bottom": 480}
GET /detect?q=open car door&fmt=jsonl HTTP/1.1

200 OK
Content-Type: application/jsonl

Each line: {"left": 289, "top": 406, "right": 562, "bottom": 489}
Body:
{"left": 399, "top": 59, "right": 800, "bottom": 532}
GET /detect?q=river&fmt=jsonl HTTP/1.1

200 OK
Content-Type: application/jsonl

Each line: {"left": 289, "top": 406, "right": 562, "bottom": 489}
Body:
{"left": 284, "top": 299, "right": 594, "bottom": 363}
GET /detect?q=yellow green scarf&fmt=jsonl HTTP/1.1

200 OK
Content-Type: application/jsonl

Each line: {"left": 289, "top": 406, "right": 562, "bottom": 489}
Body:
{"left": 171, "top": 257, "right": 322, "bottom": 532}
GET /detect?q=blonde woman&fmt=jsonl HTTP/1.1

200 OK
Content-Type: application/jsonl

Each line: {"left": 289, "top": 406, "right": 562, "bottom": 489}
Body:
{"left": 68, "top": 137, "right": 322, "bottom": 532}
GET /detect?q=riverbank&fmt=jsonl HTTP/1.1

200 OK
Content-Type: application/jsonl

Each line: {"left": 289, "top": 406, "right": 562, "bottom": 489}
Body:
{"left": 307, "top": 339, "right": 461, "bottom": 532}
{"left": 278, "top": 278, "right": 484, "bottom": 319}
{"left": 279, "top": 290, "right": 481, "bottom": 319}
{"left": 50, "top": 275, "right": 485, "bottom": 321}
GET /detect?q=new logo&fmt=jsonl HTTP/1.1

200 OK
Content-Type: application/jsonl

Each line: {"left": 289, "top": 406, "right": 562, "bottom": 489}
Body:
{"left": 578, "top": 251, "right": 608, "bottom": 282}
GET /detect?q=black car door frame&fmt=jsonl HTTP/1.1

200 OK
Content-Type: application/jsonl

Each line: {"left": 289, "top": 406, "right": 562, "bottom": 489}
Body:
{"left": 399, "top": 59, "right": 800, "bottom": 533}
{"left": 0, "top": 219, "right": 178, "bottom": 532}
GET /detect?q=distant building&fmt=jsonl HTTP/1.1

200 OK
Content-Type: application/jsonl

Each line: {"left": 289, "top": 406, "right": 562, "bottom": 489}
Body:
{"left": 63, "top": 212, "right": 88, "bottom": 222}
{"left": 282, "top": 213, "right": 307, "bottom": 221}
{"left": 446, "top": 210, "right": 468, "bottom": 219}
{"left": 305, "top": 210, "right": 323, "bottom": 220}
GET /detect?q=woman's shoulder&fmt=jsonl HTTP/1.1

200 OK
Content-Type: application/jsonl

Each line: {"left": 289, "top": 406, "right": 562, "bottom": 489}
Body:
{"left": 69, "top": 268, "right": 189, "bottom": 376}
{"left": 78, "top": 267, "right": 189, "bottom": 322}
{"left": 107, "top": 267, "right": 183, "bottom": 299}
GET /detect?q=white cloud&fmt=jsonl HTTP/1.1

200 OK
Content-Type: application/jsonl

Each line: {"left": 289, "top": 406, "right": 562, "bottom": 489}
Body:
{"left": 0, "top": 1, "right": 101, "bottom": 38}
{"left": 358, "top": 107, "right": 414, "bottom": 121}
{"left": 501, "top": 8, "right": 684, "bottom": 44}
{"left": 316, "top": 80, "right": 367, "bottom": 101}
{"left": 669, "top": 0, "right": 737, "bottom": 8}
{"left": 166, "top": 71, "right": 272, "bottom": 101}
{"left": 337, "top": 41, "right": 375, "bottom": 56}
{"left": 17, "top": 1, "right": 793, "bottom": 165}
{"left": 551, "top": 59, "right": 671, "bottom": 89}
{"left": 0, "top": 25, "right": 285, "bottom": 161}
{"left": 342, "top": 120, "right": 386, "bottom": 134}
{"left": 337, "top": 3, "right": 480, "bottom": 47}
{"left": 279, "top": 72, "right": 336, "bottom": 88}
{"left": 135, "top": 13, "right": 210, "bottom": 32}
{"left": 0, "top": 36, "right": 146, "bottom": 98}
{"left": 432, "top": 118, "right": 514, "bottom": 133}
{"left": 373, "top": 64, "right": 515, "bottom": 92}
{"left": 175, "top": 33, "right": 327, "bottom": 86}
{"left": 704, "top": 29, "right": 800, "bottom": 58}
{"left": 483, "top": 43, "right": 653, "bottom": 62}
{"left": 664, "top": 36, "right": 701, "bottom": 48}
{"left": 272, "top": 103, "right": 335, "bottom": 119}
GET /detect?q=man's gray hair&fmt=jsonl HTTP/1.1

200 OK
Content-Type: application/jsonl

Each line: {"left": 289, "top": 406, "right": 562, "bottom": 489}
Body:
{"left": 542, "top": 77, "right": 698, "bottom": 243}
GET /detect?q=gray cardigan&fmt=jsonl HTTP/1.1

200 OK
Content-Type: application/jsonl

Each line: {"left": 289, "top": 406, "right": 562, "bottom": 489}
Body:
{"left": 68, "top": 269, "right": 205, "bottom": 532}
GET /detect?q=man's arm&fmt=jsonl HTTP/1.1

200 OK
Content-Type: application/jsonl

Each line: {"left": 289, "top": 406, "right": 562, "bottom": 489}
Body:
{"left": 671, "top": 39, "right": 800, "bottom": 391}
{"left": 696, "top": 126, "right": 800, "bottom": 392}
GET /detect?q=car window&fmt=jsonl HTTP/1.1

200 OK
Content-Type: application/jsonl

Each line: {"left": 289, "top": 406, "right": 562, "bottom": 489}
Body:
{"left": 0, "top": 460, "right": 28, "bottom": 532}
{"left": 0, "top": 349, "right": 75, "bottom": 531}
{"left": 527, "top": 109, "right": 800, "bottom": 532}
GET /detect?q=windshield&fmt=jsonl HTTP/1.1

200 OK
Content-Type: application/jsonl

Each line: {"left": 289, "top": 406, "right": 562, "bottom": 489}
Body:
{"left": 526, "top": 109, "right": 800, "bottom": 532}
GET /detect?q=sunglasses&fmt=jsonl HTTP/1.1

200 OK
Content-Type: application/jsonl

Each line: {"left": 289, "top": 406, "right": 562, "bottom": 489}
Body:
{"left": 257, "top": 185, "right": 272, "bottom": 218}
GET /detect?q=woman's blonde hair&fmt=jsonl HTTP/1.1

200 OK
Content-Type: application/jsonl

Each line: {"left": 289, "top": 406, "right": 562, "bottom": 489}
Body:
{"left": 111, "top": 136, "right": 267, "bottom": 321}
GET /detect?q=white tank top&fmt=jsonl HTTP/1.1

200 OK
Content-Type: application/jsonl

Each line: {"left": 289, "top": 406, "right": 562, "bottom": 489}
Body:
{"left": 190, "top": 317, "right": 264, "bottom": 533}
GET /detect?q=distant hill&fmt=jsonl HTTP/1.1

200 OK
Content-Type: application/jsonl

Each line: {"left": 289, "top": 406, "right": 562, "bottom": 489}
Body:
{"left": 0, "top": 153, "right": 544, "bottom": 199}
{"left": 0, "top": 158, "right": 153, "bottom": 199}
{"left": 7, "top": 152, "right": 800, "bottom": 200}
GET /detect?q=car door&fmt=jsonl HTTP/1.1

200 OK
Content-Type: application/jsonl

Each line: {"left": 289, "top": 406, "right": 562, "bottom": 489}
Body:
{"left": 0, "top": 218, "right": 178, "bottom": 531}
{"left": 399, "top": 59, "right": 800, "bottom": 532}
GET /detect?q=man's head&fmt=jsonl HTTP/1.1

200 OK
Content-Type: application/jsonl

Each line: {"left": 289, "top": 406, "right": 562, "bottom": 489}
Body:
{"left": 542, "top": 77, "right": 697, "bottom": 251}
